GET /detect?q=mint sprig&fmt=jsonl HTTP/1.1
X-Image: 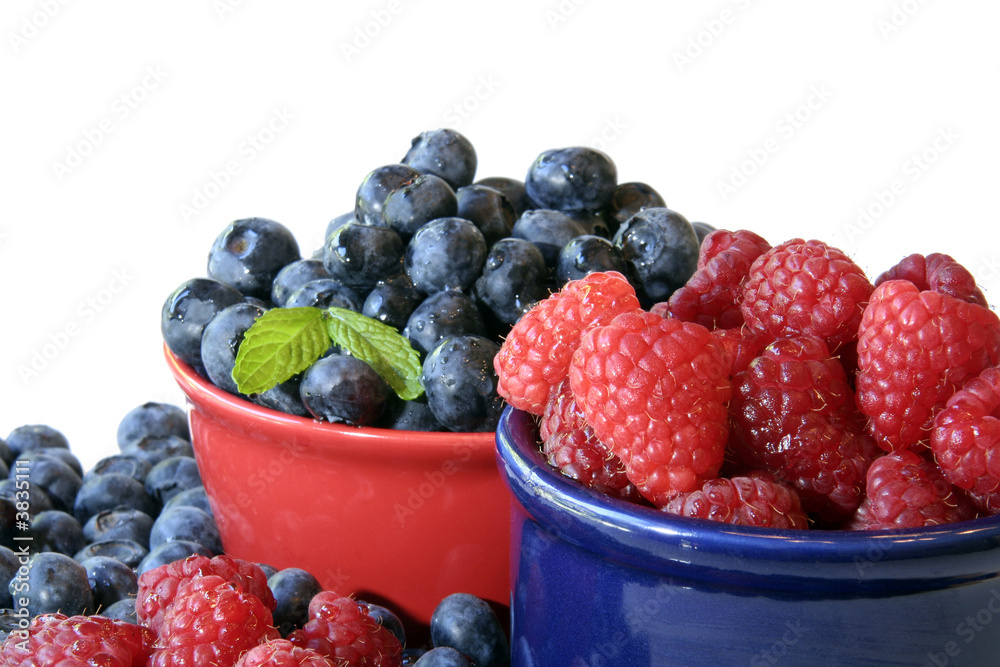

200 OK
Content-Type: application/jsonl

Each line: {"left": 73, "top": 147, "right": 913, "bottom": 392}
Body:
{"left": 232, "top": 306, "right": 424, "bottom": 401}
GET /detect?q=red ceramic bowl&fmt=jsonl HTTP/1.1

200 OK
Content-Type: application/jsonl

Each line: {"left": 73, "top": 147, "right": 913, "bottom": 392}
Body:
{"left": 164, "top": 345, "right": 510, "bottom": 638}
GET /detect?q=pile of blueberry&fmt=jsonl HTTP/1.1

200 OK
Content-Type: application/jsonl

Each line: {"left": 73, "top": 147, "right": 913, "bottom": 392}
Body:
{"left": 162, "top": 128, "right": 709, "bottom": 432}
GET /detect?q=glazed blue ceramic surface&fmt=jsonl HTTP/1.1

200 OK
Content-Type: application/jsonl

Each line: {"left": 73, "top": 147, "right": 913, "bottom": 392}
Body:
{"left": 496, "top": 406, "right": 1000, "bottom": 667}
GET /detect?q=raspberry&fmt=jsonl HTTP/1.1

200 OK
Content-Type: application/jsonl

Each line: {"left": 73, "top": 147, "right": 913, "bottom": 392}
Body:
{"left": 137, "top": 554, "right": 276, "bottom": 633}
{"left": 855, "top": 280, "right": 1000, "bottom": 452}
{"left": 149, "top": 575, "right": 280, "bottom": 667}
{"left": 729, "top": 336, "right": 879, "bottom": 523}
{"left": 740, "top": 238, "right": 873, "bottom": 352}
{"left": 494, "top": 271, "right": 640, "bottom": 415}
{"left": 540, "top": 379, "right": 638, "bottom": 501}
{"left": 0, "top": 614, "right": 154, "bottom": 667}
{"left": 287, "top": 592, "right": 402, "bottom": 667}
{"left": 661, "top": 476, "right": 809, "bottom": 529}
{"left": 569, "top": 310, "right": 732, "bottom": 505}
{"left": 709, "top": 325, "right": 768, "bottom": 376}
{"left": 235, "top": 639, "right": 335, "bottom": 667}
{"left": 848, "top": 450, "right": 977, "bottom": 530}
{"left": 931, "top": 366, "right": 1000, "bottom": 501}
{"left": 875, "top": 252, "right": 987, "bottom": 307}
{"left": 666, "top": 229, "right": 771, "bottom": 329}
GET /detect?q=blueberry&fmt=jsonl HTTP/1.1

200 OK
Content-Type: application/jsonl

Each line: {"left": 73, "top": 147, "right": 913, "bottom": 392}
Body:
{"left": 73, "top": 472, "right": 157, "bottom": 526}
{"left": 116, "top": 402, "right": 189, "bottom": 449}
{"left": 101, "top": 598, "right": 138, "bottom": 624}
{"left": 356, "top": 164, "right": 421, "bottom": 227}
{"left": 5, "top": 424, "right": 69, "bottom": 458}
{"left": 162, "top": 486, "right": 214, "bottom": 517}
{"left": 267, "top": 567, "right": 323, "bottom": 636}
{"left": 511, "top": 209, "right": 587, "bottom": 268}
{"left": 324, "top": 221, "right": 405, "bottom": 291}
{"left": 74, "top": 540, "right": 149, "bottom": 569}
{"left": 362, "top": 277, "right": 424, "bottom": 332}
{"left": 474, "top": 238, "right": 549, "bottom": 325}
{"left": 525, "top": 146, "right": 617, "bottom": 212}
{"left": 612, "top": 207, "right": 700, "bottom": 306}
{"left": 566, "top": 209, "right": 613, "bottom": 238}
{"left": 83, "top": 508, "right": 154, "bottom": 548}
{"left": 430, "top": 593, "right": 510, "bottom": 667}
{"left": 360, "top": 600, "right": 406, "bottom": 647}
{"left": 138, "top": 541, "right": 212, "bottom": 576}
{"left": 0, "top": 459, "right": 9, "bottom": 482}
{"left": 19, "top": 454, "right": 81, "bottom": 514}
{"left": 404, "top": 289, "right": 486, "bottom": 357}
{"left": 207, "top": 217, "right": 301, "bottom": 299}
{"left": 120, "top": 435, "right": 194, "bottom": 466}
{"left": 0, "top": 610, "right": 23, "bottom": 644}
{"left": 85, "top": 454, "right": 152, "bottom": 484}
{"left": 402, "top": 128, "right": 478, "bottom": 189}
{"left": 404, "top": 218, "right": 488, "bottom": 295}
{"left": 14, "top": 552, "right": 93, "bottom": 617}
{"left": 377, "top": 396, "right": 444, "bottom": 432}
{"left": 455, "top": 184, "right": 516, "bottom": 246}
{"left": 325, "top": 211, "right": 358, "bottom": 243}
{"left": 253, "top": 376, "right": 310, "bottom": 417}
{"left": 475, "top": 176, "right": 531, "bottom": 217}
{"left": 555, "top": 234, "right": 630, "bottom": 285}
{"left": 0, "top": 479, "right": 52, "bottom": 516}
{"left": 420, "top": 336, "right": 503, "bottom": 432}
{"left": 0, "top": 500, "right": 13, "bottom": 546}
{"left": 300, "top": 354, "right": 390, "bottom": 426}
{"left": 82, "top": 556, "right": 138, "bottom": 612}
{"left": 30, "top": 510, "right": 85, "bottom": 556}
{"left": 149, "top": 505, "right": 222, "bottom": 555}
{"left": 145, "top": 456, "right": 202, "bottom": 506}
{"left": 414, "top": 647, "right": 474, "bottom": 666}
{"left": 0, "top": 439, "right": 11, "bottom": 468}
{"left": 161, "top": 277, "right": 244, "bottom": 368}
{"left": 0, "top": 547, "right": 17, "bottom": 609}
{"left": 383, "top": 173, "right": 458, "bottom": 240}
{"left": 200, "top": 301, "right": 266, "bottom": 395}
{"left": 692, "top": 220, "right": 717, "bottom": 244}
{"left": 285, "top": 278, "right": 363, "bottom": 312}
{"left": 256, "top": 563, "right": 279, "bottom": 580}
{"left": 14, "top": 448, "right": 82, "bottom": 478}
{"left": 607, "top": 181, "right": 667, "bottom": 227}
{"left": 272, "top": 259, "right": 332, "bottom": 307}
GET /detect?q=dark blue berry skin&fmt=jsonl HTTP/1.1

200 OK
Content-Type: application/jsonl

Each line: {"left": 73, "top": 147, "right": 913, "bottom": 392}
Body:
{"left": 402, "top": 128, "right": 477, "bottom": 190}
{"left": 420, "top": 336, "right": 503, "bottom": 433}
{"left": 207, "top": 217, "right": 301, "bottom": 300}
{"left": 271, "top": 259, "right": 331, "bottom": 307}
{"left": 692, "top": 220, "right": 717, "bottom": 245}
{"left": 82, "top": 556, "right": 138, "bottom": 612}
{"left": 137, "top": 540, "right": 212, "bottom": 576}
{"left": 404, "top": 290, "right": 486, "bottom": 357}
{"left": 474, "top": 238, "right": 549, "bottom": 325}
{"left": 607, "top": 181, "right": 667, "bottom": 227}
{"left": 360, "top": 601, "right": 406, "bottom": 647}
{"left": 0, "top": 547, "right": 17, "bottom": 609}
{"left": 116, "top": 402, "right": 189, "bottom": 450}
{"left": 512, "top": 209, "right": 587, "bottom": 268}
{"left": 525, "top": 146, "right": 617, "bottom": 213}
{"left": 85, "top": 454, "right": 152, "bottom": 484}
{"left": 149, "top": 505, "right": 222, "bottom": 555}
{"left": 383, "top": 173, "right": 458, "bottom": 241}
{"left": 73, "top": 473, "right": 157, "bottom": 526}
{"left": 253, "top": 376, "right": 310, "bottom": 417}
{"left": 325, "top": 211, "right": 357, "bottom": 244}
{"left": 162, "top": 486, "right": 213, "bottom": 517}
{"left": 0, "top": 479, "right": 52, "bottom": 516}
{"left": 362, "top": 277, "right": 424, "bottom": 332}
{"left": 0, "top": 439, "right": 10, "bottom": 467}
{"left": 285, "top": 278, "right": 363, "bottom": 312}
{"left": 30, "top": 510, "right": 85, "bottom": 555}
{"left": 455, "top": 184, "right": 516, "bottom": 247}
{"left": 556, "top": 234, "right": 630, "bottom": 286}
{"left": 145, "top": 456, "right": 202, "bottom": 506}
{"left": 162, "top": 277, "right": 245, "bottom": 368}
{"left": 83, "top": 508, "right": 154, "bottom": 548}
{"left": 120, "top": 435, "right": 194, "bottom": 466}
{"left": 613, "top": 207, "right": 700, "bottom": 307}
{"left": 201, "top": 301, "right": 266, "bottom": 395}
{"left": 414, "top": 647, "right": 474, "bottom": 666}
{"left": 0, "top": 500, "right": 14, "bottom": 546}
{"left": 475, "top": 177, "right": 531, "bottom": 217}
{"left": 300, "top": 355, "right": 390, "bottom": 426}
{"left": 324, "top": 221, "right": 405, "bottom": 291}
{"left": 101, "top": 598, "right": 138, "bottom": 624}
{"left": 0, "top": 459, "right": 8, "bottom": 482}
{"left": 21, "top": 454, "right": 80, "bottom": 514}
{"left": 430, "top": 593, "right": 510, "bottom": 667}
{"left": 13, "top": 552, "right": 93, "bottom": 617}
{"left": 256, "top": 563, "right": 279, "bottom": 579}
{"left": 356, "top": 164, "right": 421, "bottom": 227}
{"left": 404, "top": 218, "right": 488, "bottom": 295}
{"left": 5, "top": 425, "right": 69, "bottom": 458}
{"left": 377, "top": 396, "right": 444, "bottom": 432}
{"left": 566, "top": 209, "right": 613, "bottom": 239}
{"left": 74, "top": 540, "right": 148, "bottom": 569}
{"left": 267, "top": 567, "right": 323, "bottom": 637}
{"left": 14, "top": 448, "right": 82, "bottom": 478}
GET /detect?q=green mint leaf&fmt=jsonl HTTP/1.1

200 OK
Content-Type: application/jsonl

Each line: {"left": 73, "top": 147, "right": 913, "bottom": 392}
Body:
{"left": 233, "top": 307, "right": 330, "bottom": 395}
{"left": 323, "top": 306, "right": 424, "bottom": 401}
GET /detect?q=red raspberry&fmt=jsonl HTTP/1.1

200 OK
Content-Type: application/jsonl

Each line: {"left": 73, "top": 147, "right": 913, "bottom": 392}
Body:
{"left": 236, "top": 639, "right": 335, "bottom": 667}
{"left": 848, "top": 450, "right": 977, "bottom": 530}
{"left": 540, "top": 379, "right": 638, "bottom": 501}
{"left": 494, "top": 271, "right": 640, "bottom": 415}
{"left": 740, "top": 238, "right": 873, "bottom": 352}
{"left": 662, "top": 475, "right": 809, "bottom": 529}
{"left": 666, "top": 229, "right": 771, "bottom": 329}
{"left": 729, "top": 336, "right": 879, "bottom": 523}
{"left": 931, "top": 366, "right": 1000, "bottom": 500}
{"left": 137, "top": 554, "right": 276, "bottom": 633}
{"left": 569, "top": 310, "right": 732, "bottom": 505}
{"left": 875, "top": 252, "right": 987, "bottom": 307}
{"left": 149, "top": 575, "right": 280, "bottom": 667}
{"left": 855, "top": 280, "right": 1000, "bottom": 452}
{"left": 0, "top": 614, "right": 154, "bottom": 667}
{"left": 288, "top": 592, "right": 402, "bottom": 667}
{"left": 710, "top": 325, "right": 768, "bottom": 376}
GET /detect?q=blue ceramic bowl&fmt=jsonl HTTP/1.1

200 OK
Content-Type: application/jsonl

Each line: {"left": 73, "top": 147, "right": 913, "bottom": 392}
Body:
{"left": 496, "top": 406, "right": 1000, "bottom": 667}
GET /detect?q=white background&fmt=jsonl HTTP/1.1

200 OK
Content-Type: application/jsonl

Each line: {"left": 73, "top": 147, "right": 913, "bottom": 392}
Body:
{"left": 2, "top": 0, "right": 998, "bottom": 470}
